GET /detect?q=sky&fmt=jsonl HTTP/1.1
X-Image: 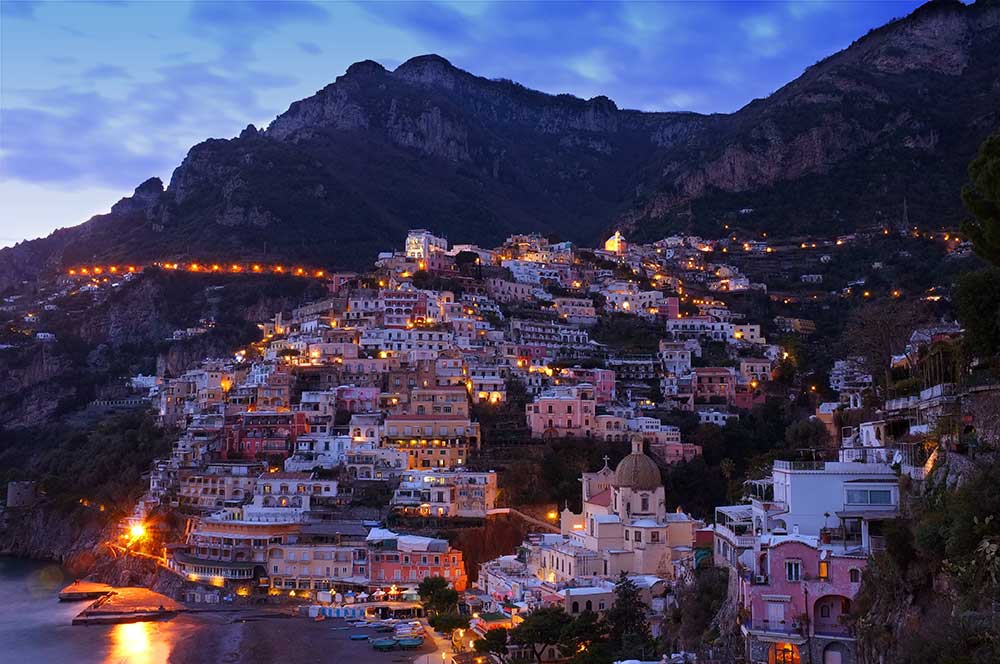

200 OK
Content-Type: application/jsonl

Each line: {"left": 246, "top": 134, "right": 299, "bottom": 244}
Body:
{"left": 0, "top": 0, "right": 926, "bottom": 249}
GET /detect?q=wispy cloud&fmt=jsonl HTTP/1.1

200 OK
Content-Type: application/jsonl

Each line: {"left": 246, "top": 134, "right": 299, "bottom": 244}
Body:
{"left": 298, "top": 41, "right": 322, "bottom": 56}
{"left": 1, "top": 0, "right": 40, "bottom": 20}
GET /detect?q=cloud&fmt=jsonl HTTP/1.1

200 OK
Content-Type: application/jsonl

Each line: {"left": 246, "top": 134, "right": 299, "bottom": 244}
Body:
{"left": 185, "top": 0, "right": 330, "bottom": 60}
{"left": 82, "top": 64, "right": 132, "bottom": 79}
{"left": 298, "top": 41, "right": 322, "bottom": 56}
{"left": 358, "top": 0, "right": 471, "bottom": 42}
{"left": 0, "top": 0, "right": 40, "bottom": 20}
{"left": 1, "top": 58, "right": 300, "bottom": 191}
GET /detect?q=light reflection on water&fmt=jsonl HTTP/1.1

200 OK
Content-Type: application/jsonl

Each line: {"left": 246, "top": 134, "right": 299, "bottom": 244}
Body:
{"left": 0, "top": 558, "right": 200, "bottom": 664}
{"left": 107, "top": 621, "right": 173, "bottom": 664}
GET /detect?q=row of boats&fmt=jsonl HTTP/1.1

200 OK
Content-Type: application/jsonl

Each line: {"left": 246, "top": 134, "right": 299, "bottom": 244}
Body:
{"left": 346, "top": 619, "right": 427, "bottom": 651}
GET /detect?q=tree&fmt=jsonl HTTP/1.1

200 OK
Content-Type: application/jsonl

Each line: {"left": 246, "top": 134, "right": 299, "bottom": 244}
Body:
{"left": 664, "top": 567, "right": 729, "bottom": 653}
{"left": 784, "top": 418, "right": 831, "bottom": 452}
{"left": 605, "top": 572, "right": 655, "bottom": 660}
{"left": 417, "top": 576, "right": 458, "bottom": 614}
{"left": 841, "top": 300, "right": 929, "bottom": 397}
{"left": 474, "top": 627, "right": 510, "bottom": 664}
{"left": 954, "top": 268, "right": 1000, "bottom": 361}
{"left": 509, "top": 606, "right": 573, "bottom": 663}
{"left": 560, "top": 610, "right": 609, "bottom": 660}
{"left": 962, "top": 130, "right": 1000, "bottom": 267}
{"left": 428, "top": 612, "right": 469, "bottom": 634}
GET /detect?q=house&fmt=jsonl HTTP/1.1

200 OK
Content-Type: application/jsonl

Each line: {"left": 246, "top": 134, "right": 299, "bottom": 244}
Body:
{"left": 713, "top": 459, "right": 900, "bottom": 664}
{"left": 391, "top": 469, "right": 498, "bottom": 518}
{"left": 525, "top": 384, "right": 597, "bottom": 438}
{"left": 367, "top": 528, "right": 467, "bottom": 591}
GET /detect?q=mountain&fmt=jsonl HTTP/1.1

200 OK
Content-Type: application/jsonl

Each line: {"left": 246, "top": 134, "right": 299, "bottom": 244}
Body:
{"left": 1, "top": 0, "right": 998, "bottom": 286}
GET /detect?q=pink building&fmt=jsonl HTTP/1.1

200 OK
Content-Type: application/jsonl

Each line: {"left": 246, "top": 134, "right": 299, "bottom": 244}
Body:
{"left": 650, "top": 441, "right": 702, "bottom": 465}
{"left": 525, "top": 384, "right": 596, "bottom": 438}
{"left": 655, "top": 296, "right": 680, "bottom": 322}
{"left": 562, "top": 367, "right": 616, "bottom": 403}
{"left": 694, "top": 367, "right": 738, "bottom": 405}
{"left": 735, "top": 382, "right": 767, "bottom": 410}
{"left": 366, "top": 528, "right": 467, "bottom": 591}
{"left": 739, "top": 535, "right": 865, "bottom": 664}
{"left": 333, "top": 385, "right": 379, "bottom": 413}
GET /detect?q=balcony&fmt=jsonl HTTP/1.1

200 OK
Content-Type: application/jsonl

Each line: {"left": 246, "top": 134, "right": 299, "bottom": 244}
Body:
{"left": 814, "top": 624, "right": 854, "bottom": 639}
{"left": 714, "top": 522, "right": 756, "bottom": 549}
{"left": 743, "top": 618, "right": 804, "bottom": 638}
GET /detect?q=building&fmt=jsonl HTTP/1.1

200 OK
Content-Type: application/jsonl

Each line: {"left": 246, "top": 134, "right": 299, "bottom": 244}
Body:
{"left": 604, "top": 231, "right": 627, "bottom": 255}
{"left": 552, "top": 438, "right": 699, "bottom": 581}
{"left": 391, "top": 469, "right": 499, "bottom": 518}
{"left": 367, "top": 528, "right": 467, "bottom": 591}
{"left": 382, "top": 414, "right": 480, "bottom": 469}
{"left": 693, "top": 367, "right": 738, "bottom": 405}
{"left": 739, "top": 534, "right": 866, "bottom": 664}
{"left": 525, "top": 384, "right": 597, "bottom": 438}
{"left": 713, "top": 459, "right": 900, "bottom": 664}
{"left": 405, "top": 229, "right": 448, "bottom": 259}
{"left": 222, "top": 411, "right": 309, "bottom": 461}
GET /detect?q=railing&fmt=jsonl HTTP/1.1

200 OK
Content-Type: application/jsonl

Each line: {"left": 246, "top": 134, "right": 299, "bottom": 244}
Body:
{"left": 814, "top": 624, "right": 854, "bottom": 638}
{"left": 715, "top": 523, "right": 756, "bottom": 548}
{"left": 745, "top": 619, "right": 801, "bottom": 636}
{"left": 774, "top": 460, "right": 826, "bottom": 471}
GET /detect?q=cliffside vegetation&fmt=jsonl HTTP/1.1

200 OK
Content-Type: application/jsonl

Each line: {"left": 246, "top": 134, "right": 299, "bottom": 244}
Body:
{"left": 0, "top": 410, "right": 169, "bottom": 514}
{"left": 853, "top": 457, "right": 1000, "bottom": 664}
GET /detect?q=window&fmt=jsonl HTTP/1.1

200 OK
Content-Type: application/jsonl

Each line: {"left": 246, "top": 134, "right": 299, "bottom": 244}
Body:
{"left": 849, "top": 568, "right": 861, "bottom": 583}
{"left": 634, "top": 531, "right": 642, "bottom": 543}
{"left": 785, "top": 560, "right": 801, "bottom": 581}
{"left": 651, "top": 531, "right": 660, "bottom": 543}
{"left": 640, "top": 495, "right": 649, "bottom": 512}
{"left": 766, "top": 601, "right": 785, "bottom": 625}
{"left": 820, "top": 604, "right": 831, "bottom": 618}
{"left": 846, "top": 489, "right": 892, "bottom": 505}
{"left": 624, "top": 530, "right": 630, "bottom": 541}
{"left": 818, "top": 560, "right": 829, "bottom": 580}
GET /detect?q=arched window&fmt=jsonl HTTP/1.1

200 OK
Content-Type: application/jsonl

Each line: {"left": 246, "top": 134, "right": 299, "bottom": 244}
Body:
{"left": 585, "top": 600, "right": 592, "bottom": 612}
{"left": 849, "top": 568, "right": 861, "bottom": 583}
{"left": 571, "top": 601, "right": 579, "bottom": 613}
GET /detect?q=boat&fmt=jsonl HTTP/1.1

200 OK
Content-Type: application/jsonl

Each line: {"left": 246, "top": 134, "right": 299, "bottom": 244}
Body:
{"left": 314, "top": 614, "right": 326, "bottom": 622}
{"left": 397, "top": 637, "right": 423, "bottom": 650}
{"left": 370, "top": 638, "right": 398, "bottom": 651}
{"left": 349, "top": 634, "right": 370, "bottom": 641}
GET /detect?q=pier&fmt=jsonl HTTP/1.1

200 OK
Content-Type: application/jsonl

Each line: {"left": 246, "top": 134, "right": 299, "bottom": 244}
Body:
{"left": 71, "top": 586, "right": 183, "bottom": 625}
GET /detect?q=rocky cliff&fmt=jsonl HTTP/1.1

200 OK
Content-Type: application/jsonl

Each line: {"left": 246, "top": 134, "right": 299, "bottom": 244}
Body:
{"left": 1, "top": 0, "right": 998, "bottom": 286}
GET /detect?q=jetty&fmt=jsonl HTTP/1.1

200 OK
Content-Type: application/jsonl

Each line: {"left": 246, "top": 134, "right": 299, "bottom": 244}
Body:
{"left": 72, "top": 586, "right": 182, "bottom": 625}
{"left": 59, "top": 581, "right": 114, "bottom": 601}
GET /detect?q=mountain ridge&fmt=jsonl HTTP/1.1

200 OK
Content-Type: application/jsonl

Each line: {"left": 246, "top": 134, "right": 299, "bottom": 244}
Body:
{"left": 1, "top": 0, "right": 998, "bottom": 288}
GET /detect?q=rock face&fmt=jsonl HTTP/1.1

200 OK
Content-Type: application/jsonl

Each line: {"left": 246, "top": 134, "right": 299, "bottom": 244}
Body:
{"left": 1, "top": 0, "right": 998, "bottom": 284}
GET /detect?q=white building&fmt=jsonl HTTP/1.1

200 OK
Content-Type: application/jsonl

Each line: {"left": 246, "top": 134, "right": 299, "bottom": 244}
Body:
{"left": 405, "top": 229, "right": 448, "bottom": 259}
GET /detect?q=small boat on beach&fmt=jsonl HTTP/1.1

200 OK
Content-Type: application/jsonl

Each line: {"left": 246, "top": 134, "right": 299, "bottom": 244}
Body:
{"left": 349, "top": 634, "right": 369, "bottom": 641}
{"left": 370, "top": 637, "right": 398, "bottom": 651}
{"left": 397, "top": 637, "right": 423, "bottom": 650}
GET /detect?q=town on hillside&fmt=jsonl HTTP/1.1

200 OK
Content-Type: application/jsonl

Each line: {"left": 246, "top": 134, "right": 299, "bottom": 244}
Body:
{"left": 3, "top": 225, "right": 997, "bottom": 664}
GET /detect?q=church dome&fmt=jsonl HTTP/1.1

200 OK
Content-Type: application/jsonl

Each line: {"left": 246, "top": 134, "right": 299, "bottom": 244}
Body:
{"left": 613, "top": 437, "right": 661, "bottom": 491}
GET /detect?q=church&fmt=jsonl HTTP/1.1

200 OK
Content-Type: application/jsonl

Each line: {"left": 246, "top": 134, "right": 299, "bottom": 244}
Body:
{"left": 531, "top": 436, "right": 700, "bottom": 584}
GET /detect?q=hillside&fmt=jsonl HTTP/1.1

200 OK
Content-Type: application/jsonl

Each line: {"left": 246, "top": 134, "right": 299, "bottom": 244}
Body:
{"left": 1, "top": 0, "right": 998, "bottom": 287}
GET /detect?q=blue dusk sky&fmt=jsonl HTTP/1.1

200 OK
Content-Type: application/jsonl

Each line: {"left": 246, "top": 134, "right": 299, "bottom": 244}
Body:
{"left": 0, "top": 0, "right": 926, "bottom": 248}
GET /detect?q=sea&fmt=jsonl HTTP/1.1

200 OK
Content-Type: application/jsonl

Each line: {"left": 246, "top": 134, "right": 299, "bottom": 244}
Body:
{"left": 0, "top": 557, "right": 202, "bottom": 664}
